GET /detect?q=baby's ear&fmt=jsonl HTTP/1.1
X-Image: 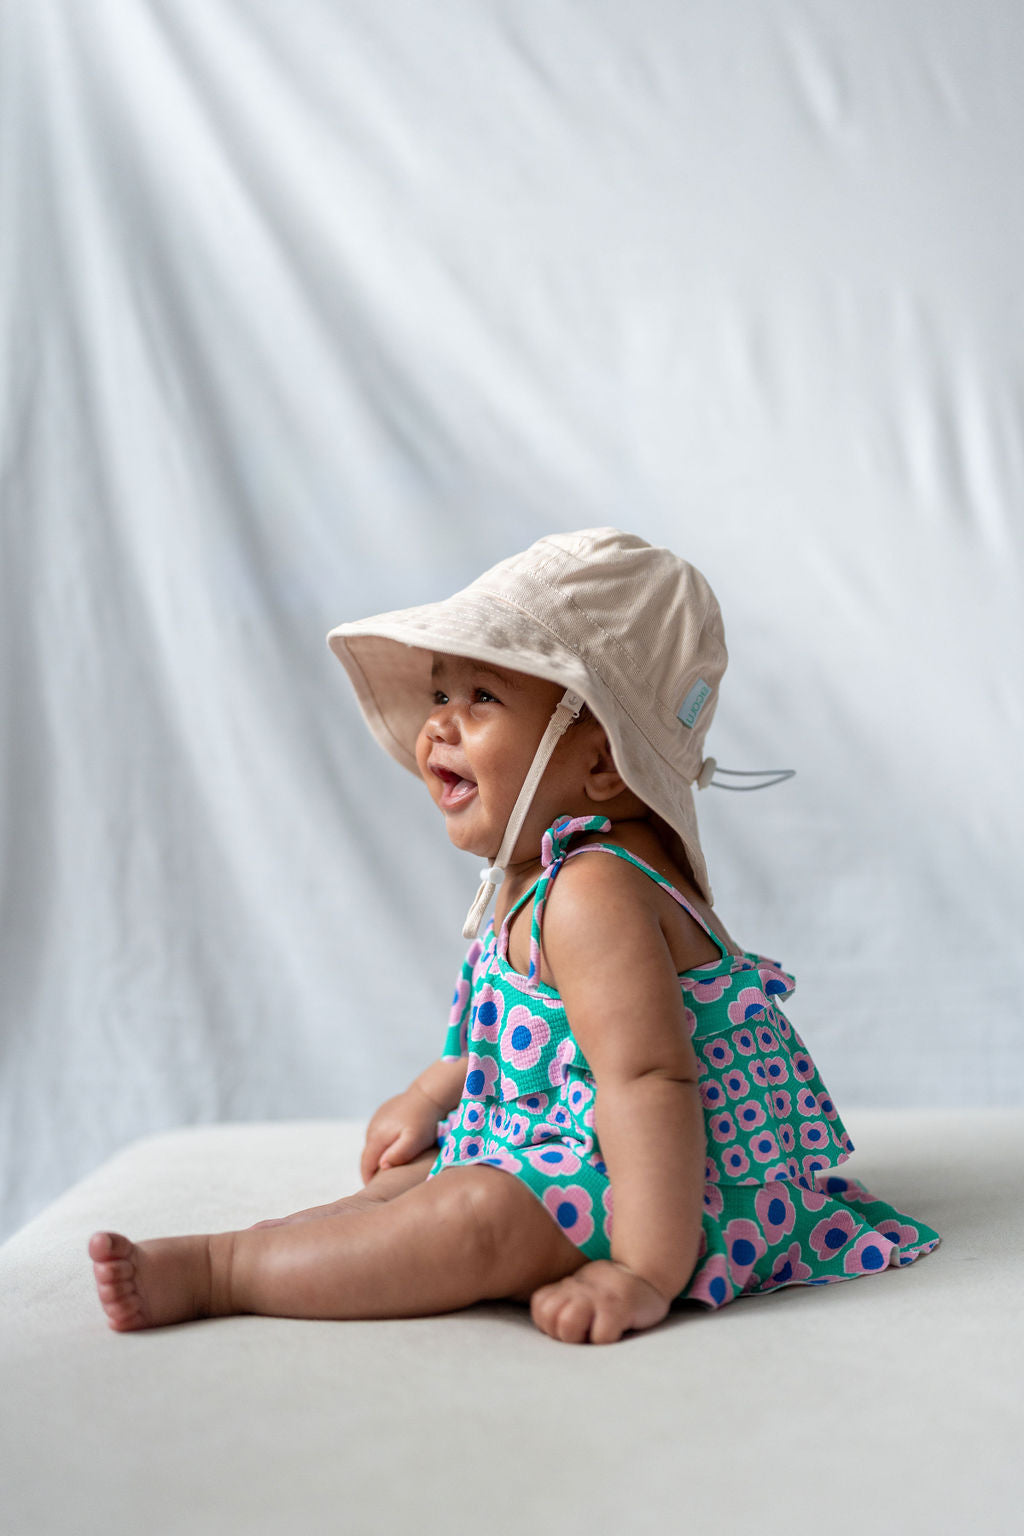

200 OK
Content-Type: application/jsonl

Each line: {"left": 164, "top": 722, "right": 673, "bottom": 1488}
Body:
{"left": 583, "top": 730, "right": 627, "bottom": 804}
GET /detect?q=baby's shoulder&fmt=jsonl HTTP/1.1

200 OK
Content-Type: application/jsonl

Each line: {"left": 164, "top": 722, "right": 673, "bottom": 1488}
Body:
{"left": 547, "top": 828, "right": 739, "bottom": 975}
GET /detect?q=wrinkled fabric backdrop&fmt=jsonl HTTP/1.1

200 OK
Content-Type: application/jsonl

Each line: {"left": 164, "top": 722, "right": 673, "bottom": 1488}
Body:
{"left": 1, "top": 0, "right": 1021, "bottom": 1241}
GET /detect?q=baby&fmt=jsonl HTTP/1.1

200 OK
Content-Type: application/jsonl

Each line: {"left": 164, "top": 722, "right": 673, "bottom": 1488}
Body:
{"left": 90, "top": 529, "right": 939, "bottom": 1343}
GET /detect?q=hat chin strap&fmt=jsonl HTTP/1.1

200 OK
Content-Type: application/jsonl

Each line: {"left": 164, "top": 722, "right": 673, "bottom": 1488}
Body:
{"left": 462, "top": 688, "right": 585, "bottom": 940}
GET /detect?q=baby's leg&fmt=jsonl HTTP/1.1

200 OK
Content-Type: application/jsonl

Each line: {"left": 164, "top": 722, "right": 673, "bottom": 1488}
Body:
{"left": 250, "top": 1149, "right": 437, "bottom": 1228}
{"left": 89, "top": 1165, "right": 586, "bottom": 1331}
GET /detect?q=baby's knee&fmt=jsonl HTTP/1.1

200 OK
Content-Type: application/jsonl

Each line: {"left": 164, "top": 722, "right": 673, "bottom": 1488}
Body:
{"left": 432, "top": 1167, "right": 509, "bottom": 1283}
{"left": 432, "top": 1166, "right": 579, "bottom": 1301}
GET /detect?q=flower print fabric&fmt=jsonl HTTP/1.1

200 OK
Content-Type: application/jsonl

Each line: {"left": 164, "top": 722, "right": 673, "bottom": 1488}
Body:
{"left": 427, "top": 815, "right": 940, "bottom": 1306}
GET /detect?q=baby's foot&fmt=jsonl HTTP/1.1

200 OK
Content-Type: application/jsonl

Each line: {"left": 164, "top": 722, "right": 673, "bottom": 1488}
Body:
{"left": 88, "top": 1231, "right": 220, "bottom": 1331}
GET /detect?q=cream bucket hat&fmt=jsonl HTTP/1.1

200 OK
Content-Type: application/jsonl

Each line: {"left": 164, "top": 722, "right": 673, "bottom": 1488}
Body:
{"left": 327, "top": 528, "right": 754, "bottom": 937}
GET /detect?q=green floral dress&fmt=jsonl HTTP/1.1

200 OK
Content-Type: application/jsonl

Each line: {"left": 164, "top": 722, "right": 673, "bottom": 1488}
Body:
{"left": 427, "top": 815, "right": 940, "bottom": 1307}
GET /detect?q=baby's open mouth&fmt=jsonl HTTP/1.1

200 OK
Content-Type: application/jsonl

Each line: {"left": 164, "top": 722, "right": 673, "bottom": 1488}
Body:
{"left": 433, "top": 766, "right": 478, "bottom": 809}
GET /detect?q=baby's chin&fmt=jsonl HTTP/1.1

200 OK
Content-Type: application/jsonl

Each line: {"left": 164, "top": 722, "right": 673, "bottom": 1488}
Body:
{"left": 443, "top": 820, "right": 494, "bottom": 859}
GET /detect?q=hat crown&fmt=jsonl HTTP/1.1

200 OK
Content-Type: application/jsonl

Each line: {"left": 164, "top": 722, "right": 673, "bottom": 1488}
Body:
{"left": 465, "top": 527, "right": 727, "bottom": 772}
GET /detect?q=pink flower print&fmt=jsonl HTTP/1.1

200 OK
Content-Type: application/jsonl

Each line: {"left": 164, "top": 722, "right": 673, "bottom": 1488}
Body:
{"left": 524, "top": 1144, "right": 582, "bottom": 1177}
{"left": 499, "top": 1073, "right": 520, "bottom": 1100}
{"left": 875, "top": 1216, "right": 921, "bottom": 1247}
{"left": 778, "top": 1124, "right": 796, "bottom": 1153}
{"left": 750, "top": 1130, "right": 781, "bottom": 1164}
{"left": 727, "top": 987, "right": 769, "bottom": 1026}
{"left": 547, "top": 1037, "right": 577, "bottom": 1089}
{"left": 500, "top": 1006, "right": 551, "bottom": 1072}
{"left": 802, "top": 1153, "right": 831, "bottom": 1182}
{"left": 688, "top": 1252, "right": 731, "bottom": 1308}
{"left": 582, "top": 1104, "right": 596, "bottom": 1130}
{"left": 786, "top": 1157, "right": 801, "bottom": 1181}
{"left": 760, "top": 1161, "right": 792, "bottom": 1182}
{"left": 537, "top": 1112, "right": 577, "bottom": 1148}
{"left": 503, "top": 1111, "right": 531, "bottom": 1146}
{"left": 703, "top": 1182, "right": 725, "bottom": 1220}
{"left": 760, "top": 965, "right": 793, "bottom": 1002}
{"left": 460, "top": 1134, "right": 486, "bottom": 1160}
{"left": 731, "top": 1027, "right": 757, "bottom": 1057}
{"left": 476, "top": 1148, "right": 523, "bottom": 1174}
{"left": 489, "top": 1105, "right": 506, "bottom": 1134}
{"left": 466, "top": 938, "right": 483, "bottom": 969}
{"left": 809, "top": 1208, "right": 859, "bottom": 1260}
{"left": 800, "top": 1183, "right": 827, "bottom": 1212}
{"left": 723, "top": 1218, "right": 768, "bottom": 1291}
{"left": 799, "top": 1119, "right": 830, "bottom": 1152}
{"left": 687, "top": 973, "right": 732, "bottom": 1004}
{"left": 748, "top": 1059, "right": 768, "bottom": 1087}
{"left": 843, "top": 1231, "right": 895, "bottom": 1275}
{"left": 796, "top": 1087, "right": 819, "bottom": 1117}
{"left": 817, "top": 1092, "right": 839, "bottom": 1122}
{"left": 772, "top": 1089, "right": 792, "bottom": 1117}
{"left": 700, "top": 1080, "right": 727, "bottom": 1112}
{"left": 440, "top": 1136, "right": 459, "bottom": 1165}
{"left": 704, "top": 1156, "right": 720, "bottom": 1184}
{"left": 450, "top": 976, "right": 471, "bottom": 1025}
{"left": 462, "top": 1101, "right": 487, "bottom": 1132}
{"left": 763, "top": 1055, "right": 790, "bottom": 1087}
{"left": 755, "top": 1183, "right": 797, "bottom": 1243}
{"left": 723, "top": 1069, "right": 749, "bottom": 1100}
{"left": 791, "top": 1050, "right": 815, "bottom": 1082}
{"left": 602, "top": 1184, "right": 614, "bottom": 1241}
{"left": 683, "top": 1005, "right": 697, "bottom": 1038}
{"left": 542, "top": 1184, "right": 595, "bottom": 1246}
{"left": 704, "top": 1038, "right": 734, "bottom": 1070}
{"left": 464, "top": 1055, "right": 498, "bottom": 1099}
{"left": 820, "top": 1173, "right": 870, "bottom": 1201}
{"left": 721, "top": 1145, "right": 750, "bottom": 1178}
{"left": 470, "top": 986, "right": 504, "bottom": 1043}
{"left": 519, "top": 1091, "right": 550, "bottom": 1115}
{"left": 735, "top": 1099, "right": 766, "bottom": 1133}
{"left": 755, "top": 1024, "right": 778, "bottom": 1052}
{"left": 767, "top": 1241, "right": 812, "bottom": 1288}
{"left": 710, "top": 1112, "right": 737, "bottom": 1145}
{"left": 839, "top": 1129, "right": 855, "bottom": 1154}
{"left": 566, "top": 1078, "right": 594, "bottom": 1116}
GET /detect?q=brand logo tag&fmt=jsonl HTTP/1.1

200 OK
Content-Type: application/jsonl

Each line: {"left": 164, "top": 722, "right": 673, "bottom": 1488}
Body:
{"left": 677, "top": 678, "right": 711, "bottom": 729}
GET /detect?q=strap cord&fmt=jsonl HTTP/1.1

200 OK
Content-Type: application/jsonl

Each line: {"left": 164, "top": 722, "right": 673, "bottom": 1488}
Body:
{"left": 697, "top": 757, "right": 795, "bottom": 792}
{"left": 462, "top": 688, "right": 586, "bottom": 939}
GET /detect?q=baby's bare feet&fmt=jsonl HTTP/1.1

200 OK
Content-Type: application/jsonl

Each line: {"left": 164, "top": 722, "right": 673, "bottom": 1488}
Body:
{"left": 89, "top": 1231, "right": 224, "bottom": 1331}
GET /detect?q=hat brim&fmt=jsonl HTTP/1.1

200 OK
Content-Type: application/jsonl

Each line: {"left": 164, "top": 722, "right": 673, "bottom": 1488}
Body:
{"left": 328, "top": 591, "right": 713, "bottom": 904}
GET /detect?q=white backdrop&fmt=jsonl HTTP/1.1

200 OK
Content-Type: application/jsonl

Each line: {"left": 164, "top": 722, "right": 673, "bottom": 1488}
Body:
{"left": 2, "top": 0, "right": 1022, "bottom": 1241}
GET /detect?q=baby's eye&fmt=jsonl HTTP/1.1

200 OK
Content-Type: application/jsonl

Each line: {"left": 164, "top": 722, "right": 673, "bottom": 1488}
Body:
{"left": 432, "top": 689, "right": 450, "bottom": 706}
{"left": 474, "top": 688, "right": 498, "bottom": 704}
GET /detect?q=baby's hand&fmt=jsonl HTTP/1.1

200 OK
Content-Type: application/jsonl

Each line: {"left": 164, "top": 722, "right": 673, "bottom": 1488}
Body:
{"left": 530, "top": 1261, "right": 671, "bottom": 1345}
{"left": 359, "top": 1085, "right": 444, "bottom": 1185}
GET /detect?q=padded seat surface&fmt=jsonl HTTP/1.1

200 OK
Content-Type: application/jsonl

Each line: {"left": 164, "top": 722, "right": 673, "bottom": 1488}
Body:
{"left": 1, "top": 1110, "right": 1021, "bottom": 1535}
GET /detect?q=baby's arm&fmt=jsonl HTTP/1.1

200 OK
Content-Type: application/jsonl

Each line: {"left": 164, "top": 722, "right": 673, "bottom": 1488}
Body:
{"left": 359, "top": 1054, "right": 467, "bottom": 1184}
{"left": 531, "top": 857, "right": 705, "bottom": 1343}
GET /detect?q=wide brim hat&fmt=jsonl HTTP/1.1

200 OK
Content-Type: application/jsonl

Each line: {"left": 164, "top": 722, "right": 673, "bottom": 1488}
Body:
{"left": 327, "top": 528, "right": 727, "bottom": 907}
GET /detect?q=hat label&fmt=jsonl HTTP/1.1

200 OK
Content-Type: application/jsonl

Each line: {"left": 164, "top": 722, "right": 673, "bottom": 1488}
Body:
{"left": 677, "top": 678, "right": 711, "bottom": 729}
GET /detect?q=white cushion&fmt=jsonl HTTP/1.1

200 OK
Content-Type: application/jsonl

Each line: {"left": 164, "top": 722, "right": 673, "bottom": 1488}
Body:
{"left": 1, "top": 1111, "right": 1020, "bottom": 1534}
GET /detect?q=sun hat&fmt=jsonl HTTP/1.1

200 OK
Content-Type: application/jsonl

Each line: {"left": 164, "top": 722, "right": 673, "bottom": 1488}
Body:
{"left": 327, "top": 528, "right": 752, "bottom": 936}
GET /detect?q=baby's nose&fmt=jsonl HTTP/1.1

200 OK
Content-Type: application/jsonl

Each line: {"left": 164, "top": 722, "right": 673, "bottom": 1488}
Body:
{"left": 426, "top": 708, "right": 459, "bottom": 741}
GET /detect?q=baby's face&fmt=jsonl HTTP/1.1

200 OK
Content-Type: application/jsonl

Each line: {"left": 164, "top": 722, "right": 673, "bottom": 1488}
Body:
{"left": 414, "top": 653, "right": 594, "bottom": 864}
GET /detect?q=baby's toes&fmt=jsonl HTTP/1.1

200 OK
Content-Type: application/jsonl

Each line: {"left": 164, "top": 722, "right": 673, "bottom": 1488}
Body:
{"left": 97, "top": 1276, "right": 137, "bottom": 1303}
{"left": 104, "top": 1294, "right": 146, "bottom": 1332}
{"left": 92, "top": 1255, "right": 134, "bottom": 1283}
{"left": 88, "top": 1231, "right": 132, "bottom": 1263}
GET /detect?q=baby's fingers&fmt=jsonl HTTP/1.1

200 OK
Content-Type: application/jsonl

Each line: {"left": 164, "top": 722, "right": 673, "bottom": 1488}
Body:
{"left": 378, "top": 1129, "right": 417, "bottom": 1170}
{"left": 531, "top": 1281, "right": 598, "bottom": 1345}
